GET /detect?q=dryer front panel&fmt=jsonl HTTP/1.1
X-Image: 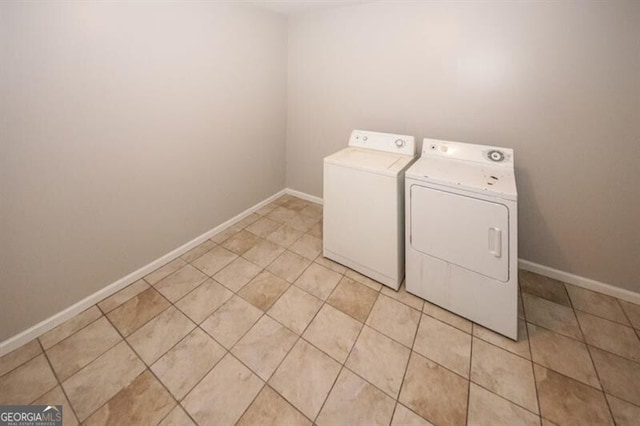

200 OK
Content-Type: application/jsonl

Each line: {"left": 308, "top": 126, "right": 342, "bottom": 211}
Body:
{"left": 410, "top": 185, "right": 509, "bottom": 282}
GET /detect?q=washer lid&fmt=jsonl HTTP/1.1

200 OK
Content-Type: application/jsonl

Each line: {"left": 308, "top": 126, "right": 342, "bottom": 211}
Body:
{"left": 324, "top": 147, "right": 415, "bottom": 177}
{"left": 406, "top": 156, "right": 517, "bottom": 200}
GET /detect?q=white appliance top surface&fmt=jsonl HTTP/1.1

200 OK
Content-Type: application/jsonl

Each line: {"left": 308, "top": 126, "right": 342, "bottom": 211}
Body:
{"left": 325, "top": 147, "right": 415, "bottom": 176}
{"left": 324, "top": 129, "right": 417, "bottom": 176}
{"left": 406, "top": 138, "right": 517, "bottom": 200}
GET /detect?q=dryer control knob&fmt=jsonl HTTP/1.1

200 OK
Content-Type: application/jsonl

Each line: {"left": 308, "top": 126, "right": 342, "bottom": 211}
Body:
{"left": 394, "top": 139, "right": 405, "bottom": 148}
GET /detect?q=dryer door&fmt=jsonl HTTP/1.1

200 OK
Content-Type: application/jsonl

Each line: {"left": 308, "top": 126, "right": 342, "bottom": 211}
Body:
{"left": 410, "top": 185, "right": 509, "bottom": 282}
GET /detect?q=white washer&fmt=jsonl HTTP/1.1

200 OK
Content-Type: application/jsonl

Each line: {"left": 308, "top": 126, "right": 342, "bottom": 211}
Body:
{"left": 323, "top": 130, "right": 417, "bottom": 290}
{"left": 405, "top": 138, "right": 518, "bottom": 339}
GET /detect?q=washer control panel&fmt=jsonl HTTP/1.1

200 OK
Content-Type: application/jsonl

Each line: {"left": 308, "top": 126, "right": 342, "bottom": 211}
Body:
{"left": 424, "top": 138, "right": 513, "bottom": 166}
{"left": 350, "top": 130, "right": 415, "bottom": 156}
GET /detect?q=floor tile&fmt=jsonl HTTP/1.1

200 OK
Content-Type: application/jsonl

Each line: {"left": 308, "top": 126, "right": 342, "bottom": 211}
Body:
{"left": 213, "top": 256, "right": 262, "bottom": 292}
{"left": 519, "top": 270, "right": 571, "bottom": 306}
{"left": 314, "top": 255, "right": 347, "bottom": 274}
{"left": 566, "top": 284, "right": 629, "bottom": 324}
{"left": 235, "top": 213, "right": 261, "bottom": 228}
{"left": 180, "top": 239, "right": 216, "bottom": 263}
{"left": 268, "top": 285, "right": 322, "bottom": 334}
{"left": 151, "top": 328, "right": 226, "bottom": 400}
{"left": 577, "top": 311, "right": 640, "bottom": 361}
{"left": 422, "top": 301, "right": 472, "bottom": 334}
{"left": 391, "top": 404, "right": 434, "bottom": 426}
{"left": 62, "top": 341, "right": 145, "bottom": 421}
{"left": 191, "top": 245, "right": 238, "bottom": 276}
{"left": 145, "top": 258, "right": 188, "bottom": 285}
{"left": 316, "top": 368, "right": 395, "bottom": 426}
{"left": 47, "top": 316, "right": 121, "bottom": 381}
{"left": 267, "top": 206, "right": 298, "bottom": 223}
{"left": 345, "top": 269, "right": 383, "bottom": 291}
{"left": 308, "top": 222, "right": 323, "bottom": 239}
{"left": 534, "top": 364, "right": 613, "bottom": 426}
{"left": 266, "top": 224, "right": 304, "bottom": 248}
{"left": 473, "top": 319, "right": 531, "bottom": 359}
{"left": 269, "top": 339, "right": 341, "bottom": 419}
{"left": 527, "top": 323, "right": 600, "bottom": 388}
{"left": 153, "top": 264, "right": 208, "bottom": 303}
{"left": 84, "top": 371, "right": 175, "bottom": 426}
{"left": 294, "top": 262, "right": 342, "bottom": 300}
{"left": 237, "top": 386, "right": 311, "bottom": 426}
{"left": 289, "top": 234, "right": 322, "bottom": 259}
{"left": 127, "top": 306, "right": 195, "bottom": 365}
{"left": 0, "top": 339, "right": 42, "bottom": 377}
{"left": 0, "top": 354, "right": 57, "bottom": 404}
{"left": 200, "top": 295, "right": 263, "bottom": 349}
{"left": 381, "top": 283, "right": 424, "bottom": 311}
{"left": 468, "top": 383, "right": 539, "bottom": 426}
{"left": 232, "top": 315, "right": 298, "bottom": 380}
{"left": 158, "top": 405, "right": 196, "bottom": 426}
{"left": 619, "top": 300, "right": 640, "bottom": 329}
{"left": 266, "top": 250, "right": 312, "bottom": 283}
{"left": 399, "top": 352, "right": 468, "bottom": 426}
{"left": 367, "top": 294, "right": 420, "bottom": 347}
{"left": 281, "top": 197, "right": 311, "bottom": 212}
{"left": 239, "top": 271, "right": 289, "bottom": 311}
{"left": 33, "top": 385, "right": 79, "bottom": 426}
{"left": 175, "top": 279, "right": 233, "bottom": 323}
{"left": 470, "top": 338, "right": 538, "bottom": 413}
{"left": 243, "top": 239, "right": 285, "bottom": 268}
{"left": 300, "top": 203, "right": 323, "bottom": 220}
{"left": 606, "top": 394, "right": 640, "bottom": 426}
{"left": 221, "top": 229, "right": 261, "bottom": 255}
{"left": 303, "top": 304, "right": 363, "bottom": 363}
{"left": 346, "top": 326, "right": 411, "bottom": 398}
{"left": 182, "top": 354, "right": 263, "bottom": 426}
{"left": 106, "top": 287, "right": 170, "bottom": 336}
{"left": 413, "top": 314, "right": 472, "bottom": 377}
{"left": 210, "top": 225, "right": 242, "bottom": 244}
{"left": 39, "top": 306, "right": 102, "bottom": 349}
{"left": 590, "top": 346, "right": 640, "bottom": 406}
{"left": 522, "top": 293, "right": 582, "bottom": 340}
{"left": 246, "top": 216, "right": 283, "bottom": 237}
{"left": 98, "top": 279, "right": 149, "bottom": 313}
{"left": 254, "top": 201, "right": 278, "bottom": 217}
{"left": 287, "top": 212, "right": 319, "bottom": 233}
{"left": 328, "top": 277, "right": 378, "bottom": 322}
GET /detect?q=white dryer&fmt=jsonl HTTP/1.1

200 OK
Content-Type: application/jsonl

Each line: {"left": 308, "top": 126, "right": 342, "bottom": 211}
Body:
{"left": 324, "top": 130, "right": 417, "bottom": 290}
{"left": 405, "top": 138, "right": 518, "bottom": 339}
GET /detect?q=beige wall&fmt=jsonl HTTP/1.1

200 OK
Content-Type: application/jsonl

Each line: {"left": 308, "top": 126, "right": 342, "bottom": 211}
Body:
{"left": 287, "top": 1, "right": 640, "bottom": 291}
{"left": 0, "top": 1, "right": 287, "bottom": 341}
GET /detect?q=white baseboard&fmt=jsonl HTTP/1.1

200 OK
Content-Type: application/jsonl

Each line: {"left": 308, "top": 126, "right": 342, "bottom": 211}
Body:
{"left": 518, "top": 259, "right": 640, "bottom": 305}
{"left": 0, "top": 189, "right": 286, "bottom": 357}
{"left": 285, "top": 187, "right": 323, "bottom": 205}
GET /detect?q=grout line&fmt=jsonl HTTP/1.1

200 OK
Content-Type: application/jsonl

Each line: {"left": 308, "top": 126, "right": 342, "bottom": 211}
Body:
{"left": 35, "top": 339, "right": 81, "bottom": 424}
{"left": 466, "top": 326, "right": 474, "bottom": 424}
{"left": 311, "top": 294, "right": 377, "bottom": 424}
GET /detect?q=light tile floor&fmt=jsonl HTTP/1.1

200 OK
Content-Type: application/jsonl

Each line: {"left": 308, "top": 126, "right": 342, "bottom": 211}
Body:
{"left": 1, "top": 194, "right": 639, "bottom": 425}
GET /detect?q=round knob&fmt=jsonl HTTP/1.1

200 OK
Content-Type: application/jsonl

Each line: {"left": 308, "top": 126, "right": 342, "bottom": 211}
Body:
{"left": 488, "top": 150, "right": 505, "bottom": 162}
{"left": 362, "top": 136, "right": 368, "bottom": 141}
{"left": 395, "top": 139, "right": 405, "bottom": 148}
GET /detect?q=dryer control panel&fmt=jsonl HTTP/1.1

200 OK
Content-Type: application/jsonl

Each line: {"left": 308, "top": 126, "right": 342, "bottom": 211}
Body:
{"left": 350, "top": 130, "right": 415, "bottom": 156}
{"left": 423, "top": 138, "right": 513, "bottom": 167}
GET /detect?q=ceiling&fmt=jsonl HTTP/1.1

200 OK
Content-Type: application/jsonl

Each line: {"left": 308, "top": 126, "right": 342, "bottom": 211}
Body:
{"left": 247, "top": 0, "right": 372, "bottom": 16}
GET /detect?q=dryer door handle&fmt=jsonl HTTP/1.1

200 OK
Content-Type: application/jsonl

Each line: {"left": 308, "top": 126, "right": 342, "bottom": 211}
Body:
{"left": 488, "top": 227, "right": 502, "bottom": 258}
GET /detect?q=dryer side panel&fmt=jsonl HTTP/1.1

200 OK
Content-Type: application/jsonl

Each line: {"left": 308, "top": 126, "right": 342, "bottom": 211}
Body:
{"left": 410, "top": 185, "right": 510, "bottom": 282}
